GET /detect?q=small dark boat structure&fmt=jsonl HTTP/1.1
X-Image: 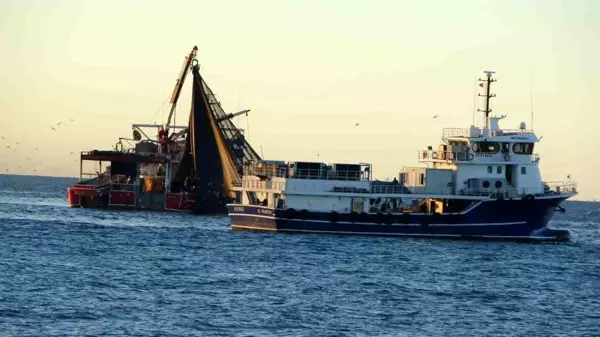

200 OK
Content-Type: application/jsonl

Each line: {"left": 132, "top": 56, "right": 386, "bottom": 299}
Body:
{"left": 67, "top": 46, "right": 261, "bottom": 213}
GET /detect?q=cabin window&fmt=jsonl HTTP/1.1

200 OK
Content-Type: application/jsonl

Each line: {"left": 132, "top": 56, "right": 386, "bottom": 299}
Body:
{"left": 487, "top": 166, "right": 493, "bottom": 174}
{"left": 497, "top": 166, "right": 502, "bottom": 174}
{"left": 521, "top": 167, "right": 527, "bottom": 175}
{"left": 419, "top": 173, "right": 425, "bottom": 185}
{"left": 472, "top": 141, "right": 500, "bottom": 153}
{"left": 513, "top": 143, "right": 534, "bottom": 154}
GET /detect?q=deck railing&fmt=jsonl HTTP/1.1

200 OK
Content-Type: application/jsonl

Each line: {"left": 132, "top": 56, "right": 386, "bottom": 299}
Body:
{"left": 234, "top": 179, "right": 286, "bottom": 191}
{"left": 443, "top": 128, "right": 535, "bottom": 139}
{"left": 544, "top": 181, "right": 577, "bottom": 195}
{"left": 245, "top": 165, "right": 371, "bottom": 181}
{"left": 418, "top": 150, "right": 540, "bottom": 163}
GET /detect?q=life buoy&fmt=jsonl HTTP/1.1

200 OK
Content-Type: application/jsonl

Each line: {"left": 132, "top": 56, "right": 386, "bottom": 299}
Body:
{"left": 432, "top": 152, "right": 439, "bottom": 160}
{"left": 503, "top": 153, "right": 511, "bottom": 162}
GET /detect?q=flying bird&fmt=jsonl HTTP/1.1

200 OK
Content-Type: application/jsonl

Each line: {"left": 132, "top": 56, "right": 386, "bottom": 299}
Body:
{"left": 433, "top": 115, "right": 438, "bottom": 119}
{"left": 57, "top": 122, "right": 62, "bottom": 126}
{"left": 51, "top": 126, "right": 56, "bottom": 131}
{"left": 70, "top": 118, "right": 75, "bottom": 122}
{"left": 355, "top": 123, "right": 360, "bottom": 126}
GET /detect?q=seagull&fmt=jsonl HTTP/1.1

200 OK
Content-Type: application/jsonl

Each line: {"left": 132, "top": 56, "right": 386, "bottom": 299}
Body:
{"left": 567, "top": 174, "right": 571, "bottom": 179}
{"left": 6, "top": 145, "right": 9, "bottom": 149}
{"left": 433, "top": 115, "right": 438, "bottom": 119}
{"left": 57, "top": 122, "right": 62, "bottom": 126}
{"left": 69, "top": 152, "right": 73, "bottom": 155}
{"left": 70, "top": 118, "right": 75, "bottom": 122}
{"left": 355, "top": 123, "right": 360, "bottom": 126}
{"left": 51, "top": 126, "right": 56, "bottom": 131}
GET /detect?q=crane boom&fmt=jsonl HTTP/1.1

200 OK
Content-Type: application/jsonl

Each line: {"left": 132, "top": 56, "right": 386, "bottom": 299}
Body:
{"left": 165, "top": 46, "right": 198, "bottom": 131}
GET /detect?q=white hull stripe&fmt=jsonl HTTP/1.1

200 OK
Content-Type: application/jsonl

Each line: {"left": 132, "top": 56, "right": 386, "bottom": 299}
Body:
{"left": 228, "top": 213, "right": 526, "bottom": 227}
{"left": 230, "top": 225, "right": 560, "bottom": 240}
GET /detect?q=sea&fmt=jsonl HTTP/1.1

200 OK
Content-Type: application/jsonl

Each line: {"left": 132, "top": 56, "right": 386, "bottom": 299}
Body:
{"left": 0, "top": 174, "right": 598, "bottom": 337}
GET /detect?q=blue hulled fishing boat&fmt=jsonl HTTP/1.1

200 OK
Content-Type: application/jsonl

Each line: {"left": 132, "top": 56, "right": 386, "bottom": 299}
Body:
{"left": 226, "top": 71, "right": 576, "bottom": 242}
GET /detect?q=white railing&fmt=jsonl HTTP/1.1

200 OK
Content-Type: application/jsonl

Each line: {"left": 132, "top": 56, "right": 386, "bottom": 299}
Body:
{"left": 443, "top": 128, "right": 535, "bottom": 139}
{"left": 234, "top": 179, "right": 286, "bottom": 191}
{"left": 544, "top": 181, "right": 577, "bottom": 195}
{"left": 245, "top": 165, "right": 371, "bottom": 181}
{"left": 418, "top": 150, "right": 540, "bottom": 163}
{"left": 443, "top": 128, "right": 471, "bottom": 138}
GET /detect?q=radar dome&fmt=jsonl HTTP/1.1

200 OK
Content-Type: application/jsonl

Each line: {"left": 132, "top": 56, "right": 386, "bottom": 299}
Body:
{"left": 519, "top": 122, "right": 527, "bottom": 130}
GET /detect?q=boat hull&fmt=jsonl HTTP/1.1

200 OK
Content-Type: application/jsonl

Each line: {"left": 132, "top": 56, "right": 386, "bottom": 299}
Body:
{"left": 226, "top": 197, "right": 570, "bottom": 242}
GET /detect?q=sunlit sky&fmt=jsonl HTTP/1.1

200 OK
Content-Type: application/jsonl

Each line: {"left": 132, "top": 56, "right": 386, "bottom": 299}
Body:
{"left": 0, "top": 0, "right": 598, "bottom": 200}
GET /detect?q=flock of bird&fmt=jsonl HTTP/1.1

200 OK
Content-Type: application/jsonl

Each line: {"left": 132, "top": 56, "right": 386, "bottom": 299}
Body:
{"left": 1, "top": 119, "right": 77, "bottom": 174}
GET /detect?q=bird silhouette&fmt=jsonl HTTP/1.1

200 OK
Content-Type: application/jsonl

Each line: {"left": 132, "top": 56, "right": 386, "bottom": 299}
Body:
{"left": 70, "top": 118, "right": 75, "bottom": 122}
{"left": 57, "top": 122, "right": 62, "bottom": 126}
{"left": 51, "top": 126, "right": 56, "bottom": 131}
{"left": 355, "top": 123, "right": 360, "bottom": 126}
{"left": 433, "top": 115, "right": 438, "bottom": 119}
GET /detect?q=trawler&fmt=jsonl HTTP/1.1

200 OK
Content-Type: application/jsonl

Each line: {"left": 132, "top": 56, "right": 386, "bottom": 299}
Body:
{"left": 226, "top": 71, "right": 577, "bottom": 241}
{"left": 67, "top": 46, "right": 261, "bottom": 213}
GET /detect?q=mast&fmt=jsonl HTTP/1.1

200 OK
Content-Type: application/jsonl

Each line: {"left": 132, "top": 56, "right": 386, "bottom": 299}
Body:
{"left": 165, "top": 46, "right": 198, "bottom": 132}
{"left": 477, "top": 70, "right": 496, "bottom": 129}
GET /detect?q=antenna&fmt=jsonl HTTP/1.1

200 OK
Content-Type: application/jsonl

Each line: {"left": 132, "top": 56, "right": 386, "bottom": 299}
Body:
{"left": 477, "top": 70, "right": 497, "bottom": 129}
{"left": 472, "top": 78, "right": 477, "bottom": 126}
{"left": 530, "top": 71, "right": 534, "bottom": 130}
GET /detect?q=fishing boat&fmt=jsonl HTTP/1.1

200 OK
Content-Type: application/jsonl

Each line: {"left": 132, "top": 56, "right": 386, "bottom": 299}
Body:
{"left": 67, "top": 46, "right": 261, "bottom": 213}
{"left": 226, "top": 71, "right": 577, "bottom": 241}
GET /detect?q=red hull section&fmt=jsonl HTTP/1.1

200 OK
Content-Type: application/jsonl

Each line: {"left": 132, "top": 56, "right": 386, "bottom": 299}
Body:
{"left": 109, "top": 191, "right": 136, "bottom": 207}
{"left": 165, "top": 192, "right": 197, "bottom": 212}
{"left": 67, "top": 188, "right": 80, "bottom": 207}
{"left": 67, "top": 188, "right": 197, "bottom": 212}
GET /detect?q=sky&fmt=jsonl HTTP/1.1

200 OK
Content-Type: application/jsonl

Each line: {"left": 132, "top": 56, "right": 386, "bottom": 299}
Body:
{"left": 0, "top": 0, "right": 598, "bottom": 200}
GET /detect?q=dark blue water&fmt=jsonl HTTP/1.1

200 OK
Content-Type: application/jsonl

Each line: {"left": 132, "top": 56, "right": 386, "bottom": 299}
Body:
{"left": 0, "top": 175, "right": 599, "bottom": 337}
